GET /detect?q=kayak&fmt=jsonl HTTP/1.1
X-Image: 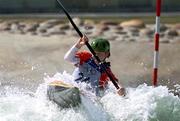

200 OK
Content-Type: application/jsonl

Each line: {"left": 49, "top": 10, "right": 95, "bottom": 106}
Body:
{"left": 47, "top": 80, "right": 81, "bottom": 108}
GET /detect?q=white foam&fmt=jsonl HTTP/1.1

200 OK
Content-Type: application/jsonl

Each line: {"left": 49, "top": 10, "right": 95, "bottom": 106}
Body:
{"left": 0, "top": 72, "right": 179, "bottom": 121}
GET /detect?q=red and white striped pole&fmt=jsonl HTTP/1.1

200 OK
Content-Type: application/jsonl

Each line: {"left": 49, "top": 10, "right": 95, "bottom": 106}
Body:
{"left": 153, "top": 0, "right": 161, "bottom": 86}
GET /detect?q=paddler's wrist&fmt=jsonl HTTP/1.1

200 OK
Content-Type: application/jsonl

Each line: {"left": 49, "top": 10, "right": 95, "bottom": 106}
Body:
{"left": 117, "top": 87, "right": 126, "bottom": 96}
{"left": 75, "top": 42, "right": 82, "bottom": 49}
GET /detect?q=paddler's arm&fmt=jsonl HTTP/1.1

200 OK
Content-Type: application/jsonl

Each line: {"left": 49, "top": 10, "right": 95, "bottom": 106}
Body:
{"left": 114, "top": 79, "right": 126, "bottom": 96}
{"left": 64, "top": 35, "right": 88, "bottom": 64}
{"left": 107, "top": 68, "right": 126, "bottom": 96}
{"left": 117, "top": 86, "right": 126, "bottom": 96}
{"left": 64, "top": 44, "right": 79, "bottom": 64}
{"left": 75, "top": 35, "right": 88, "bottom": 49}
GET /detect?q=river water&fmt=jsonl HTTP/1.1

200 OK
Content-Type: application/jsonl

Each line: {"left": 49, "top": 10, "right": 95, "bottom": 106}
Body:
{"left": 0, "top": 72, "right": 180, "bottom": 121}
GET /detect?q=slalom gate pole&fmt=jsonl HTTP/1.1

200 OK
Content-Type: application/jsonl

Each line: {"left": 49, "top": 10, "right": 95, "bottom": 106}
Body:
{"left": 153, "top": 0, "right": 161, "bottom": 86}
{"left": 55, "top": 0, "right": 120, "bottom": 89}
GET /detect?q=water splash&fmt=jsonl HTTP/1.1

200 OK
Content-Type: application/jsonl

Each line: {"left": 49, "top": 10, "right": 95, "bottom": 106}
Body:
{"left": 0, "top": 86, "right": 87, "bottom": 121}
{"left": 0, "top": 72, "right": 179, "bottom": 121}
{"left": 101, "top": 84, "right": 180, "bottom": 121}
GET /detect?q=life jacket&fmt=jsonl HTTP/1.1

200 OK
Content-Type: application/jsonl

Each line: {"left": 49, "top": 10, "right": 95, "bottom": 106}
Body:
{"left": 72, "top": 51, "right": 117, "bottom": 92}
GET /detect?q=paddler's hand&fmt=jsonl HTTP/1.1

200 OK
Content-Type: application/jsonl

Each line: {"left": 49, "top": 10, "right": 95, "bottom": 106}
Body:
{"left": 75, "top": 35, "right": 89, "bottom": 49}
{"left": 117, "top": 87, "right": 126, "bottom": 96}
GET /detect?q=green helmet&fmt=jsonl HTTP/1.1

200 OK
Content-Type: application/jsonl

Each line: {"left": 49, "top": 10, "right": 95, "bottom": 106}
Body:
{"left": 90, "top": 38, "right": 110, "bottom": 52}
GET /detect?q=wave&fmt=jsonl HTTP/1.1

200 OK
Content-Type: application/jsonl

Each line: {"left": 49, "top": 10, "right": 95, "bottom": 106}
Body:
{"left": 0, "top": 71, "right": 179, "bottom": 121}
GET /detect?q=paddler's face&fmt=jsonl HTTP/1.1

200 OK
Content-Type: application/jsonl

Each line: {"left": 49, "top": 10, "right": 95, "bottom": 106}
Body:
{"left": 95, "top": 51, "right": 109, "bottom": 61}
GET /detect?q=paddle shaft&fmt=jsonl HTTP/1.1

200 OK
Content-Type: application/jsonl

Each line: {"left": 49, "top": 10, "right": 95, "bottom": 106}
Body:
{"left": 56, "top": 0, "right": 120, "bottom": 89}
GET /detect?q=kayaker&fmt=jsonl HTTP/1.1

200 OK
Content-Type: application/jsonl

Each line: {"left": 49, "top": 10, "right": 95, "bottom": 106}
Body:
{"left": 64, "top": 35, "right": 126, "bottom": 97}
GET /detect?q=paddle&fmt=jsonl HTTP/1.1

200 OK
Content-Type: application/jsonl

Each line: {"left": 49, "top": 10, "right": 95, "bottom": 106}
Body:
{"left": 55, "top": 0, "right": 120, "bottom": 90}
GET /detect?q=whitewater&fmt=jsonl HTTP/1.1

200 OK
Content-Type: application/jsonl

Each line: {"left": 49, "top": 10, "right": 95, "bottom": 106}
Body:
{"left": 0, "top": 71, "right": 180, "bottom": 121}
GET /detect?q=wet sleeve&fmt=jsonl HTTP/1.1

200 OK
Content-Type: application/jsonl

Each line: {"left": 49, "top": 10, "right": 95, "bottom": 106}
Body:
{"left": 99, "top": 68, "right": 118, "bottom": 88}
{"left": 106, "top": 68, "right": 118, "bottom": 82}
{"left": 64, "top": 44, "right": 80, "bottom": 64}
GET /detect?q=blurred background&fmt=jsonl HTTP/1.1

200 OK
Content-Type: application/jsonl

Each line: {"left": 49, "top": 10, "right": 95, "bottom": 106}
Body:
{"left": 0, "top": 0, "right": 179, "bottom": 13}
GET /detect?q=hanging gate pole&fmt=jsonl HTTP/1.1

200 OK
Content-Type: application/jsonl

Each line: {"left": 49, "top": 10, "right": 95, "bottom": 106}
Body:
{"left": 153, "top": 0, "right": 161, "bottom": 86}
